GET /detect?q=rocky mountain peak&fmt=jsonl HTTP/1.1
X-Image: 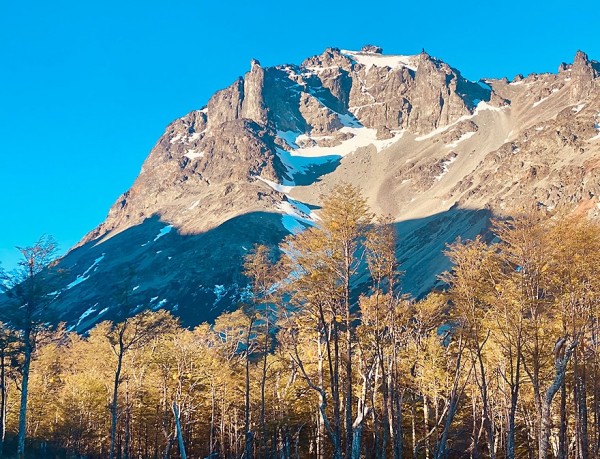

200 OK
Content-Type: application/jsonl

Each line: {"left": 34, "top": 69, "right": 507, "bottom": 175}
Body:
{"left": 47, "top": 47, "right": 600, "bottom": 332}
{"left": 572, "top": 50, "right": 599, "bottom": 77}
{"left": 360, "top": 44, "right": 383, "bottom": 54}
{"left": 567, "top": 50, "right": 600, "bottom": 98}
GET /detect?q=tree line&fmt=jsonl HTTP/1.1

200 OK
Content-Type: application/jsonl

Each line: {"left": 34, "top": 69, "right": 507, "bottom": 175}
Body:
{"left": 1, "top": 184, "right": 600, "bottom": 459}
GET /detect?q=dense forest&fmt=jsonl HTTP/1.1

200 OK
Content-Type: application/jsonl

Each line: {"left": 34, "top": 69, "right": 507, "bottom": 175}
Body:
{"left": 1, "top": 184, "right": 600, "bottom": 459}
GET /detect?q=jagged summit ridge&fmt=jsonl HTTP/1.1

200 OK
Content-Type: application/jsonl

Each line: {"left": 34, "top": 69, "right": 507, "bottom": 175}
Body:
{"left": 48, "top": 46, "right": 600, "bottom": 332}
{"left": 85, "top": 46, "right": 503, "bottom": 241}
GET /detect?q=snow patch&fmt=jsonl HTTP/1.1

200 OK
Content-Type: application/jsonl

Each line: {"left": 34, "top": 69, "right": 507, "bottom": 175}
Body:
{"left": 153, "top": 225, "right": 173, "bottom": 242}
{"left": 277, "top": 124, "right": 403, "bottom": 182}
{"left": 153, "top": 299, "right": 168, "bottom": 310}
{"left": 532, "top": 96, "right": 550, "bottom": 108}
{"left": 214, "top": 285, "right": 226, "bottom": 302}
{"left": 277, "top": 130, "right": 301, "bottom": 149}
{"left": 572, "top": 103, "right": 585, "bottom": 113}
{"left": 277, "top": 199, "right": 316, "bottom": 235}
{"left": 477, "top": 81, "right": 492, "bottom": 91}
{"left": 256, "top": 176, "right": 294, "bottom": 193}
{"left": 281, "top": 216, "right": 306, "bottom": 234}
{"left": 416, "top": 101, "right": 503, "bottom": 141}
{"left": 446, "top": 131, "right": 476, "bottom": 148}
{"left": 188, "top": 200, "right": 200, "bottom": 210}
{"left": 435, "top": 156, "right": 459, "bottom": 181}
{"left": 66, "top": 254, "right": 105, "bottom": 290}
{"left": 341, "top": 50, "right": 417, "bottom": 71}
{"left": 184, "top": 150, "right": 204, "bottom": 160}
{"left": 76, "top": 303, "right": 99, "bottom": 327}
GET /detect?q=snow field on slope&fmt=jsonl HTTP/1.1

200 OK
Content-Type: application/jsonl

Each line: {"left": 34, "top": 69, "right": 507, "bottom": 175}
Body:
{"left": 276, "top": 122, "right": 403, "bottom": 185}
{"left": 435, "top": 155, "right": 459, "bottom": 181}
{"left": 341, "top": 50, "right": 417, "bottom": 71}
{"left": 66, "top": 254, "right": 106, "bottom": 290}
{"left": 446, "top": 131, "right": 476, "bottom": 148}
{"left": 153, "top": 225, "right": 173, "bottom": 242}
{"left": 184, "top": 150, "right": 204, "bottom": 160}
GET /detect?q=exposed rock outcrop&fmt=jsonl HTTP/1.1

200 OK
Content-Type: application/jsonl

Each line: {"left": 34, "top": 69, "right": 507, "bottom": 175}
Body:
{"left": 47, "top": 47, "right": 600, "bottom": 332}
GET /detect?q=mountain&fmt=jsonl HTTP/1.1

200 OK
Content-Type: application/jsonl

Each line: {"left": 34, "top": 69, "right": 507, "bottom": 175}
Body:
{"left": 40, "top": 46, "right": 600, "bottom": 331}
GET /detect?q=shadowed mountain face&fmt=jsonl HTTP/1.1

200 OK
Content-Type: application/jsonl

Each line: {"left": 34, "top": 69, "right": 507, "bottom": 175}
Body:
{"left": 37, "top": 46, "right": 600, "bottom": 330}
{"left": 46, "top": 212, "right": 288, "bottom": 331}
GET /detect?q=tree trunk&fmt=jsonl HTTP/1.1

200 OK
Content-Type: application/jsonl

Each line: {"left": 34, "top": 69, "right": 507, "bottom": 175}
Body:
{"left": 506, "top": 344, "right": 522, "bottom": 459}
{"left": 163, "top": 436, "right": 174, "bottom": 459}
{"left": 244, "top": 320, "right": 254, "bottom": 459}
{"left": 470, "top": 392, "right": 481, "bottom": 459}
{"left": 435, "top": 338, "right": 467, "bottom": 459}
{"left": 539, "top": 340, "right": 576, "bottom": 459}
{"left": 392, "top": 384, "right": 404, "bottom": 459}
{"left": 344, "top": 243, "right": 354, "bottom": 459}
{"left": 110, "top": 344, "right": 124, "bottom": 459}
{"left": 172, "top": 402, "right": 187, "bottom": 459}
{"left": 351, "top": 421, "right": 365, "bottom": 459}
{"left": 330, "top": 321, "right": 343, "bottom": 459}
{"left": 351, "top": 365, "right": 371, "bottom": 459}
{"left": 476, "top": 350, "right": 495, "bottom": 459}
{"left": 124, "top": 394, "right": 131, "bottom": 459}
{"left": 17, "top": 327, "right": 32, "bottom": 459}
{"left": 594, "top": 353, "right": 600, "bottom": 458}
{"left": 577, "top": 357, "right": 590, "bottom": 459}
{"left": 411, "top": 394, "right": 417, "bottom": 459}
{"left": 210, "top": 383, "right": 216, "bottom": 457}
{"left": 424, "top": 395, "right": 430, "bottom": 459}
{"left": 317, "top": 339, "right": 325, "bottom": 459}
{"left": 558, "top": 379, "right": 567, "bottom": 459}
{"left": 260, "top": 316, "right": 269, "bottom": 458}
{"left": 434, "top": 392, "right": 460, "bottom": 459}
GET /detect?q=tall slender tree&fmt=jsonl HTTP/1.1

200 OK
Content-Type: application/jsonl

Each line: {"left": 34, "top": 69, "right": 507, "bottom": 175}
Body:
{"left": 1, "top": 235, "right": 58, "bottom": 458}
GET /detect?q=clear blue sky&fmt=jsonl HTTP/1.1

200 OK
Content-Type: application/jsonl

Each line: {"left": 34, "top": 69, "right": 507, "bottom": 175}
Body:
{"left": 1, "top": 0, "right": 598, "bottom": 271}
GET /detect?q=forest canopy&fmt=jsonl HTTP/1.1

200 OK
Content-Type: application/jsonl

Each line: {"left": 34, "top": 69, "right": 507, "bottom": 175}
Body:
{"left": 1, "top": 185, "right": 600, "bottom": 459}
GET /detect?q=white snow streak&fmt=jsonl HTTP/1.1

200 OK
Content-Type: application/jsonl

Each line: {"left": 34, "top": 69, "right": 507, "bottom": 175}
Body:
{"left": 76, "top": 303, "right": 99, "bottom": 327}
{"left": 66, "top": 255, "right": 105, "bottom": 290}
{"left": 256, "top": 176, "right": 294, "bottom": 193}
{"left": 153, "top": 225, "right": 173, "bottom": 242}
{"left": 532, "top": 96, "right": 550, "bottom": 108}
{"left": 446, "top": 131, "right": 476, "bottom": 148}
{"left": 184, "top": 150, "right": 204, "bottom": 160}
{"left": 277, "top": 200, "right": 316, "bottom": 235}
{"left": 435, "top": 156, "right": 458, "bottom": 181}
{"left": 341, "top": 50, "right": 417, "bottom": 71}
{"left": 415, "top": 101, "right": 504, "bottom": 142}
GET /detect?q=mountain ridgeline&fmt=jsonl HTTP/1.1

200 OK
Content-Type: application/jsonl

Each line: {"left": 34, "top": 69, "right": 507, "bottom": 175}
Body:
{"left": 44, "top": 46, "right": 600, "bottom": 331}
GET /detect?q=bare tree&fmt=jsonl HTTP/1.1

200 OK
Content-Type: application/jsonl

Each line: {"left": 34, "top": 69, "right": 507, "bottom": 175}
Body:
{"left": 107, "top": 309, "right": 177, "bottom": 459}
{"left": 0, "top": 235, "right": 58, "bottom": 458}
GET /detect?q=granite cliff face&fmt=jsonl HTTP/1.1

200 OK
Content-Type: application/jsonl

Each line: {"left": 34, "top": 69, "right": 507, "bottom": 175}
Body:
{"left": 46, "top": 46, "right": 600, "bottom": 331}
